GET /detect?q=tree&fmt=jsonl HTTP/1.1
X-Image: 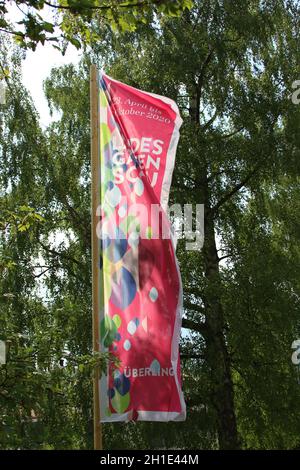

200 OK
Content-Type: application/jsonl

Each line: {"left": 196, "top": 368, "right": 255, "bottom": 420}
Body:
{"left": 0, "top": 0, "right": 193, "bottom": 51}
{"left": 0, "top": 40, "right": 107, "bottom": 449}
{"left": 88, "top": 0, "right": 300, "bottom": 448}
{"left": 2, "top": 0, "right": 300, "bottom": 450}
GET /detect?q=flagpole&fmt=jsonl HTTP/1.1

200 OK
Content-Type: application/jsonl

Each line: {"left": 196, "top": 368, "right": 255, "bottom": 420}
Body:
{"left": 90, "top": 64, "right": 103, "bottom": 451}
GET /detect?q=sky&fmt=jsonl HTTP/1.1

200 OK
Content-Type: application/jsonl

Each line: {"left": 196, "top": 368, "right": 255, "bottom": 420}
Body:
{"left": 22, "top": 44, "right": 81, "bottom": 128}
{"left": 6, "top": 2, "right": 81, "bottom": 127}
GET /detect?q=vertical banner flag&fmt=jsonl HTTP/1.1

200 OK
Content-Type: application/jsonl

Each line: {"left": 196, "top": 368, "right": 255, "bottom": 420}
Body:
{"left": 98, "top": 72, "right": 186, "bottom": 422}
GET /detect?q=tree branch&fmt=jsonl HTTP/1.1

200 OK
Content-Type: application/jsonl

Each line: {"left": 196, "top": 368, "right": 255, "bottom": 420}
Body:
{"left": 33, "top": 267, "right": 51, "bottom": 278}
{"left": 0, "top": 28, "right": 24, "bottom": 38}
{"left": 182, "top": 318, "right": 207, "bottom": 335}
{"left": 184, "top": 301, "right": 205, "bottom": 315}
{"left": 207, "top": 168, "right": 227, "bottom": 183}
{"left": 218, "top": 253, "right": 235, "bottom": 262}
{"left": 37, "top": 239, "right": 83, "bottom": 267}
{"left": 197, "top": 48, "right": 214, "bottom": 91}
{"left": 211, "top": 164, "right": 260, "bottom": 215}
{"left": 219, "top": 126, "right": 244, "bottom": 139}
{"left": 201, "top": 108, "right": 219, "bottom": 131}
{"left": 180, "top": 353, "right": 204, "bottom": 360}
{"left": 44, "top": 0, "right": 165, "bottom": 11}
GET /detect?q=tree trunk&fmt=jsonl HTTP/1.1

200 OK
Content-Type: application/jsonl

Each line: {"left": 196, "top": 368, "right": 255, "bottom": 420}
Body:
{"left": 188, "top": 85, "right": 240, "bottom": 448}
{"left": 203, "top": 207, "right": 240, "bottom": 449}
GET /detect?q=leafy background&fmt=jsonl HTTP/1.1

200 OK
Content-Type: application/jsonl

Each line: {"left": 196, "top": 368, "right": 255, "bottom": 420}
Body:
{"left": 1, "top": 0, "right": 300, "bottom": 449}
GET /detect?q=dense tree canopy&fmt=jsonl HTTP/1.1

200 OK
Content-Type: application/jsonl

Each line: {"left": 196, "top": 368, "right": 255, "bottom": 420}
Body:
{"left": 0, "top": 0, "right": 192, "bottom": 50}
{"left": 1, "top": 0, "right": 300, "bottom": 450}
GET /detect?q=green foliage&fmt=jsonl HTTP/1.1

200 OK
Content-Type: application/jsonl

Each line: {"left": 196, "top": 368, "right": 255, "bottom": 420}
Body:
{"left": 0, "top": 205, "right": 45, "bottom": 233}
{"left": 1, "top": 0, "right": 300, "bottom": 450}
{"left": 0, "top": 43, "right": 108, "bottom": 449}
{"left": 90, "top": 0, "right": 300, "bottom": 448}
{"left": 0, "top": 1, "right": 193, "bottom": 51}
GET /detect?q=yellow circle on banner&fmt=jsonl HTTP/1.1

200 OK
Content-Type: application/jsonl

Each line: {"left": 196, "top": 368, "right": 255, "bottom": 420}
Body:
{"left": 100, "top": 90, "right": 108, "bottom": 107}
{"left": 111, "top": 389, "right": 130, "bottom": 414}
{"left": 100, "top": 123, "right": 111, "bottom": 149}
{"left": 113, "top": 314, "right": 122, "bottom": 329}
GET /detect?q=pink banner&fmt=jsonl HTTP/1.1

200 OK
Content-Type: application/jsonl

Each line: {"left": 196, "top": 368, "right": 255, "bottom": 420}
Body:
{"left": 99, "top": 72, "right": 186, "bottom": 422}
